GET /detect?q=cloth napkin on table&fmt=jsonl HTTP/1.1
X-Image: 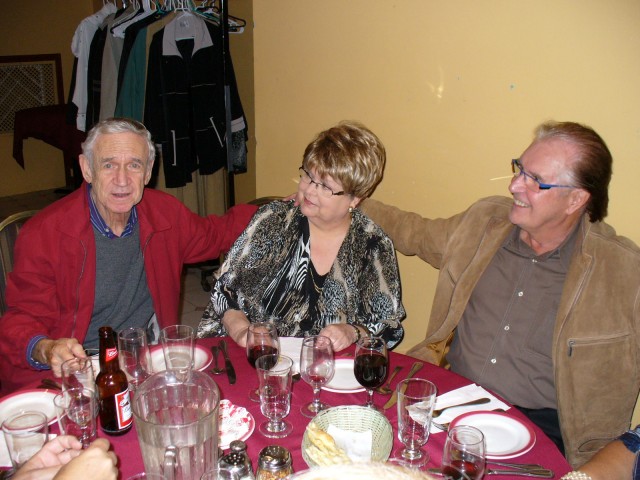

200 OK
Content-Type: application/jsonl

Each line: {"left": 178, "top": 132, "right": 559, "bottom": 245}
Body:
{"left": 429, "top": 384, "right": 510, "bottom": 434}
{"left": 279, "top": 337, "right": 303, "bottom": 374}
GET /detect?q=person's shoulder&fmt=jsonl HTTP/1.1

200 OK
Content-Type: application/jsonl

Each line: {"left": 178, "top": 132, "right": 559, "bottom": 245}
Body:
{"left": 24, "top": 188, "right": 86, "bottom": 230}
{"left": 353, "top": 209, "right": 391, "bottom": 240}
{"left": 587, "top": 220, "right": 640, "bottom": 257}
{"left": 471, "top": 196, "right": 513, "bottom": 211}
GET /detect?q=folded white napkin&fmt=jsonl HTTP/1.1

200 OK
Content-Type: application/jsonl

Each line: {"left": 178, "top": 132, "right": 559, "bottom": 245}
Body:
{"left": 327, "top": 424, "right": 372, "bottom": 462}
{"left": 0, "top": 433, "right": 57, "bottom": 468}
{"left": 430, "top": 384, "right": 509, "bottom": 434}
{"left": 279, "top": 337, "right": 303, "bottom": 374}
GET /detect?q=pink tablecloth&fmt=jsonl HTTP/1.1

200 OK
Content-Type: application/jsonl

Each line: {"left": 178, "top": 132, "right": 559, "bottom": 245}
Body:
{"left": 105, "top": 338, "right": 571, "bottom": 479}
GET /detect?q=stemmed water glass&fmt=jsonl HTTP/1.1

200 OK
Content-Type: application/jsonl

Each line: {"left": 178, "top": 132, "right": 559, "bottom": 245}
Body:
{"left": 256, "top": 354, "right": 294, "bottom": 438}
{"left": 391, "top": 378, "right": 437, "bottom": 468}
{"left": 441, "top": 425, "right": 487, "bottom": 480}
{"left": 246, "top": 322, "right": 280, "bottom": 402}
{"left": 354, "top": 335, "right": 388, "bottom": 409}
{"left": 299, "top": 335, "right": 334, "bottom": 418}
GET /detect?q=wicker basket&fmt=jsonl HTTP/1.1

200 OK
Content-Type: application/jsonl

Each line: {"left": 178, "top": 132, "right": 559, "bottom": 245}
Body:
{"left": 301, "top": 406, "right": 393, "bottom": 467}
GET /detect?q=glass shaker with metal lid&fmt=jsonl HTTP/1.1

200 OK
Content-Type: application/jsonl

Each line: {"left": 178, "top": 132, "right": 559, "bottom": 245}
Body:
{"left": 256, "top": 445, "right": 293, "bottom": 480}
{"left": 219, "top": 440, "right": 254, "bottom": 480}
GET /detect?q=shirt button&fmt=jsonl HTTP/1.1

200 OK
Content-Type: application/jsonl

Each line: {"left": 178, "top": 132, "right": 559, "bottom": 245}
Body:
{"left": 532, "top": 258, "right": 538, "bottom": 263}
{"left": 518, "top": 291, "right": 523, "bottom": 297}
{"left": 504, "top": 325, "right": 510, "bottom": 331}
{"left": 491, "top": 358, "right": 497, "bottom": 364}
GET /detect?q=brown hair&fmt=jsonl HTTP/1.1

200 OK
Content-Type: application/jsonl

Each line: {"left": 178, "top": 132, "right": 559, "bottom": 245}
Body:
{"left": 534, "top": 121, "right": 612, "bottom": 222}
{"left": 303, "top": 121, "right": 386, "bottom": 199}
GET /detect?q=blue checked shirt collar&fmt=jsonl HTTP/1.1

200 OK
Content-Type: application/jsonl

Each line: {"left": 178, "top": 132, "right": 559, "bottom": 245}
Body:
{"left": 87, "top": 184, "right": 138, "bottom": 239}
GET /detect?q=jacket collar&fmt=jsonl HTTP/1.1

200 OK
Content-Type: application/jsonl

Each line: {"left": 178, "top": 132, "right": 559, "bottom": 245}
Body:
{"left": 162, "top": 13, "right": 213, "bottom": 58}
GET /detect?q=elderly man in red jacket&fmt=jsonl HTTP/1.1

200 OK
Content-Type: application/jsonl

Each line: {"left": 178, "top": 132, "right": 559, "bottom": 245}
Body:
{"left": 0, "top": 118, "right": 257, "bottom": 394}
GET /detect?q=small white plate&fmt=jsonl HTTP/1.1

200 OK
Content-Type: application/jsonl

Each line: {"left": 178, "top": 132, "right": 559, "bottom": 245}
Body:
{"left": 322, "top": 358, "right": 365, "bottom": 393}
{"left": 449, "top": 411, "right": 536, "bottom": 459}
{"left": 218, "top": 399, "right": 255, "bottom": 450}
{"left": 149, "top": 345, "right": 213, "bottom": 372}
{"left": 0, "top": 389, "right": 58, "bottom": 426}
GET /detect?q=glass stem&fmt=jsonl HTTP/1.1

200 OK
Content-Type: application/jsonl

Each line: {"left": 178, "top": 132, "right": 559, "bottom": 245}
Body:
{"left": 312, "top": 387, "right": 321, "bottom": 411}
{"left": 367, "top": 388, "right": 374, "bottom": 406}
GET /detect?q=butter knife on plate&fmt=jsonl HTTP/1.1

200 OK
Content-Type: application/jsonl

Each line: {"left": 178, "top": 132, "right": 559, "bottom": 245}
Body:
{"left": 219, "top": 339, "right": 237, "bottom": 384}
{"left": 383, "top": 361, "right": 424, "bottom": 410}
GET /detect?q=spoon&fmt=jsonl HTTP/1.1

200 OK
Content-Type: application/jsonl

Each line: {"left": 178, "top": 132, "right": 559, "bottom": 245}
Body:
{"left": 375, "top": 365, "right": 403, "bottom": 395}
{"left": 209, "top": 345, "right": 224, "bottom": 375}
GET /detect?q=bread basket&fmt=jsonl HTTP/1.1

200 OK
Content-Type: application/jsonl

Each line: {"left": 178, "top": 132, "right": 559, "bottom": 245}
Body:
{"left": 301, "top": 405, "right": 393, "bottom": 467}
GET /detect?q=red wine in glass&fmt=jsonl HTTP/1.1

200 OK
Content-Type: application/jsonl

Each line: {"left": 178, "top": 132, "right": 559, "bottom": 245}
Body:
{"left": 247, "top": 344, "right": 279, "bottom": 367}
{"left": 442, "top": 460, "right": 482, "bottom": 480}
{"left": 354, "top": 352, "right": 388, "bottom": 388}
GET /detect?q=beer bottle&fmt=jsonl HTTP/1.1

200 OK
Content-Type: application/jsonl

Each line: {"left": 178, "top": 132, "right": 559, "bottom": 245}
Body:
{"left": 96, "top": 326, "right": 132, "bottom": 435}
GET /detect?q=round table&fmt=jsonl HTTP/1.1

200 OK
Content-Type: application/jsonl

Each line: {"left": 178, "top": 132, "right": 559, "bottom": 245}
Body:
{"left": 103, "top": 337, "right": 571, "bottom": 479}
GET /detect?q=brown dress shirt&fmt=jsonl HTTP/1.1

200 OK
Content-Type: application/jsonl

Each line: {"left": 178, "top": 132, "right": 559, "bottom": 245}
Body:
{"left": 448, "top": 223, "right": 579, "bottom": 409}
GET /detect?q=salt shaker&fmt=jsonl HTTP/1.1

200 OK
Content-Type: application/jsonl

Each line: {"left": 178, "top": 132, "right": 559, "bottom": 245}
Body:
{"left": 219, "top": 440, "right": 254, "bottom": 480}
{"left": 256, "top": 445, "right": 293, "bottom": 480}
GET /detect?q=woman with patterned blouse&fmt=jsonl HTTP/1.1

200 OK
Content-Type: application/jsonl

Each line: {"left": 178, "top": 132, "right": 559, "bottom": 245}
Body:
{"left": 197, "top": 121, "right": 405, "bottom": 351}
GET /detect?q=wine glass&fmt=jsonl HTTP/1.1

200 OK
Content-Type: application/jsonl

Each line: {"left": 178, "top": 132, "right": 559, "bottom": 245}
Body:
{"left": 441, "top": 425, "right": 486, "bottom": 480}
{"left": 159, "top": 324, "right": 195, "bottom": 382}
{"left": 299, "top": 335, "right": 335, "bottom": 418}
{"left": 391, "top": 378, "right": 437, "bottom": 468}
{"left": 54, "top": 386, "right": 97, "bottom": 449}
{"left": 256, "top": 354, "right": 294, "bottom": 438}
{"left": 354, "top": 335, "right": 388, "bottom": 409}
{"left": 246, "top": 322, "right": 280, "bottom": 402}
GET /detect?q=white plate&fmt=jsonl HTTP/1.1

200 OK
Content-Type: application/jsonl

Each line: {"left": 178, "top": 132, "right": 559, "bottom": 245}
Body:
{"left": 0, "top": 389, "right": 58, "bottom": 426}
{"left": 150, "top": 344, "right": 213, "bottom": 372}
{"left": 322, "top": 358, "right": 365, "bottom": 393}
{"left": 218, "top": 399, "right": 255, "bottom": 450}
{"left": 449, "top": 411, "right": 536, "bottom": 459}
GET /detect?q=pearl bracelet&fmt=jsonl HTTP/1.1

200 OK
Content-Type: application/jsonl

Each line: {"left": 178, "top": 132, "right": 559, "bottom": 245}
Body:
{"left": 560, "top": 472, "right": 593, "bottom": 480}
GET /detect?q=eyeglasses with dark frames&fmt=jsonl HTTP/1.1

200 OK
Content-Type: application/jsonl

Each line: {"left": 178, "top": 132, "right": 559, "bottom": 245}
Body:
{"left": 299, "top": 166, "right": 346, "bottom": 198}
{"left": 511, "top": 159, "right": 575, "bottom": 192}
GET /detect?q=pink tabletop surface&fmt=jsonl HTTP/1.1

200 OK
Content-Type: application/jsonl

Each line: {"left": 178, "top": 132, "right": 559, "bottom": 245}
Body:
{"left": 5, "top": 337, "right": 573, "bottom": 479}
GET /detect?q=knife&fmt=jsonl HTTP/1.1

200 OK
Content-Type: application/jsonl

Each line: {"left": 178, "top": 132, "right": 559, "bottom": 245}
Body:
{"left": 428, "top": 467, "right": 554, "bottom": 478}
{"left": 219, "top": 339, "right": 237, "bottom": 384}
{"left": 383, "top": 361, "right": 424, "bottom": 410}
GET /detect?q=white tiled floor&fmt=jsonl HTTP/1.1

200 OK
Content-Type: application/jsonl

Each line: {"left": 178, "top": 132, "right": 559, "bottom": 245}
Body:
{"left": 180, "top": 267, "right": 215, "bottom": 330}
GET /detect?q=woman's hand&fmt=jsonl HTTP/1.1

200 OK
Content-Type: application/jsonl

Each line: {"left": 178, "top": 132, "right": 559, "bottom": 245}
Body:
{"left": 319, "top": 324, "right": 359, "bottom": 352}
{"left": 12, "top": 436, "right": 83, "bottom": 480}
{"left": 222, "top": 310, "right": 251, "bottom": 347}
{"left": 53, "top": 439, "right": 117, "bottom": 480}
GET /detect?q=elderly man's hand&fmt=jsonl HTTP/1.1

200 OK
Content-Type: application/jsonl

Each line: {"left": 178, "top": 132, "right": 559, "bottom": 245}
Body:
{"left": 33, "top": 338, "right": 86, "bottom": 377}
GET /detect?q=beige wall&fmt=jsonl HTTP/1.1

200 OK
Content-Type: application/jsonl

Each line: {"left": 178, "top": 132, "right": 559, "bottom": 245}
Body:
{"left": 252, "top": 0, "right": 640, "bottom": 355}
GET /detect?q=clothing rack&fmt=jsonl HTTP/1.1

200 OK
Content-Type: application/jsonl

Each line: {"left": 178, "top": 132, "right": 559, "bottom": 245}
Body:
{"left": 220, "top": 0, "right": 236, "bottom": 208}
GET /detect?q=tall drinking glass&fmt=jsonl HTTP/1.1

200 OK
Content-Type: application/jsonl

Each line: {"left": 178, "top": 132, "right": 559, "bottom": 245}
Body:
{"left": 299, "top": 335, "right": 334, "bottom": 418}
{"left": 1, "top": 411, "right": 49, "bottom": 472}
{"left": 118, "top": 327, "right": 152, "bottom": 391}
{"left": 442, "top": 425, "right": 487, "bottom": 480}
{"left": 61, "top": 356, "right": 98, "bottom": 415}
{"left": 160, "top": 324, "right": 195, "bottom": 382}
{"left": 391, "top": 378, "right": 437, "bottom": 467}
{"left": 246, "top": 322, "right": 280, "bottom": 402}
{"left": 256, "top": 354, "right": 293, "bottom": 438}
{"left": 354, "top": 336, "right": 388, "bottom": 409}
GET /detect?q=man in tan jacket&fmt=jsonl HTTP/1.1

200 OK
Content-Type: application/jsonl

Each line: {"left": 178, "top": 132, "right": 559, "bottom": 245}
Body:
{"left": 361, "top": 121, "right": 640, "bottom": 468}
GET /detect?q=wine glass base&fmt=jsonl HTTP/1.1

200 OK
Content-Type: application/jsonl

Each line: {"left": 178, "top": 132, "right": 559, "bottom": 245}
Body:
{"left": 259, "top": 420, "right": 293, "bottom": 438}
{"left": 300, "top": 401, "right": 331, "bottom": 418}
{"left": 389, "top": 448, "right": 430, "bottom": 469}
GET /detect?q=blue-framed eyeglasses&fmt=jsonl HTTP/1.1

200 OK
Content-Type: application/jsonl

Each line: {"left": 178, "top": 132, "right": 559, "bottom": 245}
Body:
{"left": 299, "top": 166, "right": 346, "bottom": 198}
{"left": 511, "top": 159, "right": 574, "bottom": 192}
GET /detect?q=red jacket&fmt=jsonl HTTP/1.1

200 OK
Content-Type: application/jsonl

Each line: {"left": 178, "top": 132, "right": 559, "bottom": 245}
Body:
{"left": 0, "top": 183, "right": 256, "bottom": 394}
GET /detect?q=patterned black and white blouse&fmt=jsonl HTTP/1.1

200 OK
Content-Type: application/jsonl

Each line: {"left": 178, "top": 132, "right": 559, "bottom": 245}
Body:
{"left": 197, "top": 200, "right": 406, "bottom": 349}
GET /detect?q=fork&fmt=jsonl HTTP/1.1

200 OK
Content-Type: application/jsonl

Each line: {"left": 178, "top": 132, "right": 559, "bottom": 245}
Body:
{"left": 432, "top": 397, "right": 491, "bottom": 418}
{"left": 209, "top": 345, "right": 224, "bottom": 375}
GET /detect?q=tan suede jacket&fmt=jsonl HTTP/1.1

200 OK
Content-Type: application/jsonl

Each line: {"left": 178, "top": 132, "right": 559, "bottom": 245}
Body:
{"left": 361, "top": 196, "right": 640, "bottom": 468}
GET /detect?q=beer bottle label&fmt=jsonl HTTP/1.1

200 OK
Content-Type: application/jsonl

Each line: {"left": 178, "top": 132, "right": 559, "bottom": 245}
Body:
{"left": 115, "top": 387, "right": 133, "bottom": 430}
{"left": 106, "top": 347, "right": 118, "bottom": 361}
